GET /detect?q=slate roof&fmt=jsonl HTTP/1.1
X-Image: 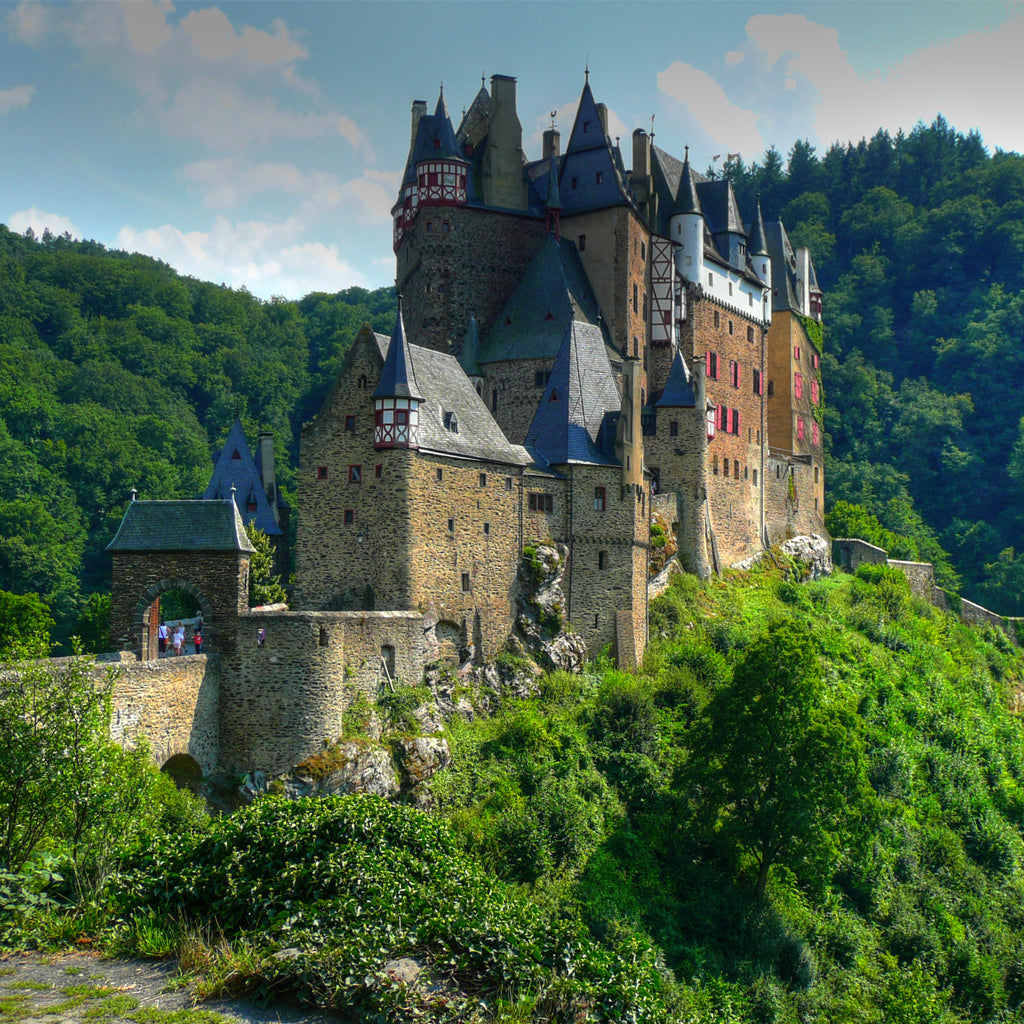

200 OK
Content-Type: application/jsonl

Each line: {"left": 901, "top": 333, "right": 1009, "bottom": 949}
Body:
{"left": 554, "top": 80, "right": 633, "bottom": 216}
{"left": 106, "top": 500, "right": 255, "bottom": 553}
{"left": 456, "top": 84, "right": 490, "bottom": 148}
{"left": 201, "top": 418, "right": 283, "bottom": 536}
{"left": 747, "top": 197, "right": 769, "bottom": 256}
{"left": 524, "top": 320, "right": 622, "bottom": 467}
{"left": 478, "top": 233, "right": 612, "bottom": 364}
{"left": 765, "top": 220, "right": 801, "bottom": 312}
{"left": 655, "top": 350, "right": 697, "bottom": 408}
{"left": 699, "top": 178, "right": 746, "bottom": 238}
{"left": 375, "top": 304, "right": 423, "bottom": 401}
{"left": 406, "top": 345, "right": 531, "bottom": 466}
{"left": 402, "top": 89, "right": 465, "bottom": 187}
{"left": 672, "top": 151, "right": 703, "bottom": 218}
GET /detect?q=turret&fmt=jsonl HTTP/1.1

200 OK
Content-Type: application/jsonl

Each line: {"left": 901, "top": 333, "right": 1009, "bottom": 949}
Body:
{"left": 671, "top": 147, "right": 705, "bottom": 285}
{"left": 748, "top": 195, "right": 771, "bottom": 294}
{"left": 256, "top": 432, "right": 279, "bottom": 526}
{"left": 373, "top": 301, "right": 423, "bottom": 450}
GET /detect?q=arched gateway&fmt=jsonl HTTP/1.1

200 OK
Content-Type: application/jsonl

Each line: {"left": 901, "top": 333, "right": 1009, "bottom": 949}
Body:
{"left": 106, "top": 498, "right": 254, "bottom": 661}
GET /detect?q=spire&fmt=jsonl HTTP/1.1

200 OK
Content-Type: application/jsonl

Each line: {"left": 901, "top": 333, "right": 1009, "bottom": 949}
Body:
{"left": 673, "top": 146, "right": 703, "bottom": 217}
{"left": 374, "top": 299, "right": 422, "bottom": 401}
{"left": 747, "top": 193, "right": 769, "bottom": 256}
{"left": 545, "top": 151, "right": 562, "bottom": 238}
{"left": 434, "top": 83, "right": 447, "bottom": 118}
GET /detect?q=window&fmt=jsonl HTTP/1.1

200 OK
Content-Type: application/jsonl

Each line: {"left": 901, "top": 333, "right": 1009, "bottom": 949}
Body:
{"left": 767, "top": 380, "right": 775, "bottom": 396}
{"left": 447, "top": 518, "right": 454, "bottom": 533}
{"left": 748, "top": 326, "right": 755, "bottom": 343}
{"left": 571, "top": 176, "right": 578, "bottom": 189}
{"left": 594, "top": 487, "right": 606, "bottom": 511}
{"left": 753, "top": 369, "right": 763, "bottom": 395}
{"left": 348, "top": 465, "right": 362, "bottom": 484}
{"left": 596, "top": 171, "right": 603, "bottom": 184}
{"left": 633, "top": 283, "right": 638, "bottom": 313}
{"left": 483, "top": 522, "right": 490, "bottom": 536}
{"left": 598, "top": 551, "right": 607, "bottom": 570}
{"left": 505, "top": 477, "right": 513, "bottom": 490}
{"left": 794, "top": 373, "right": 803, "bottom": 400}
{"left": 641, "top": 241, "right": 646, "bottom": 259}
{"left": 723, "top": 457, "right": 730, "bottom": 477}
{"left": 461, "top": 573, "right": 471, "bottom": 592}
{"left": 706, "top": 351, "right": 719, "bottom": 379}
{"left": 709, "top": 273, "right": 713, "bottom": 286}
{"left": 810, "top": 378, "right": 819, "bottom": 405}
{"left": 713, "top": 454, "right": 719, "bottom": 475}
{"left": 812, "top": 421, "right": 820, "bottom": 446}
{"left": 734, "top": 462, "right": 740, "bottom": 480}
{"left": 358, "top": 374, "right": 368, "bottom": 389}
{"left": 479, "top": 473, "right": 487, "bottom": 488}
{"left": 812, "top": 351, "right": 820, "bottom": 370}
{"left": 442, "top": 221, "right": 450, "bottom": 233}
{"left": 344, "top": 509, "right": 354, "bottom": 525}
{"left": 529, "top": 492, "right": 553, "bottom": 512}
{"left": 375, "top": 464, "right": 382, "bottom": 478}
{"left": 730, "top": 360, "right": 740, "bottom": 388}
{"left": 317, "top": 466, "right": 328, "bottom": 480}
{"left": 670, "top": 420, "right": 679, "bottom": 437}
{"left": 728, "top": 319, "right": 734, "bottom": 335}
{"left": 753, "top": 469, "right": 758, "bottom": 485}
{"left": 797, "top": 416, "right": 805, "bottom": 441}
{"left": 535, "top": 370, "right": 551, "bottom": 388}
{"left": 733, "top": 409, "right": 741, "bottom": 435}
{"left": 578, "top": 234, "right": 586, "bottom": 252}
{"left": 246, "top": 500, "right": 257, "bottom": 512}
{"left": 794, "top": 345, "right": 801, "bottom": 361}
{"left": 425, "top": 221, "right": 432, "bottom": 232}
{"left": 345, "top": 415, "right": 356, "bottom": 432}
{"left": 436, "top": 467, "right": 443, "bottom": 482}
{"left": 713, "top": 309, "right": 720, "bottom": 328}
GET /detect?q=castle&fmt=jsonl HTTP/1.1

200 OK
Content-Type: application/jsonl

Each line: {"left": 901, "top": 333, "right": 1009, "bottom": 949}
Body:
{"left": 104, "top": 72, "right": 825, "bottom": 777}
{"left": 294, "top": 73, "right": 824, "bottom": 666}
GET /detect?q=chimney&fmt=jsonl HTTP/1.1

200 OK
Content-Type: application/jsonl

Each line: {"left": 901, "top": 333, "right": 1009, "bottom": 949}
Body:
{"left": 596, "top": 102, "right": 609, "bottom": 138}
{"left": 410, "top": 100, "right": 427, "bottom": 147}
{"left": 256, "top": 432, "right": 279, "bottom": 525}
{"left": 484, "top": 75, "right": 527, "bottom": 210}
{"left": 632, "top": 129, "right": 649, "bottom": 179}
{"left": 543, "top": 128, "right": 561, "bottom": 160}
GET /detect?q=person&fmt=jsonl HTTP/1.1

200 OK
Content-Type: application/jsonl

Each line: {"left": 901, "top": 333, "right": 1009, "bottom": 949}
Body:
{"left": 193, "top": 628, "right": 203, "bottom": 655}
{"left": 157, "top": 622, "right": 168, "bottom": 656}
{"left": 173, "top": 626, "right": 184, "bottom": 656}
{"left": 257, "top": 627, "right": 266, "bottom": 646}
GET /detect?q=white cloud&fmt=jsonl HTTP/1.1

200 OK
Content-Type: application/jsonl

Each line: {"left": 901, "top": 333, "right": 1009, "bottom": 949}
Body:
{"left": 116, "top": 216, "right": 371, "bottom": 298}
{"left": 117, "top": 0, "right": 173, "bottom": 54}
{"left": 656, "top": 61, "right": 764, "bottom": 155}
{"left": 338, "top": 169, "right": 401, "bottom": 223}
{"left": 9, "top": 207, "right": 80, "bottom": 238}
{"left": 179, "top": 8, "right": 306, "bottom": 64}
{"left": 7, "top": 2, "right": 372, "bottom": 156}
{"left": 0, "top": 83, "right": 34, "bottom": 115}
{"left": 743, "top": 12, "right": 1024, "bottom": 152}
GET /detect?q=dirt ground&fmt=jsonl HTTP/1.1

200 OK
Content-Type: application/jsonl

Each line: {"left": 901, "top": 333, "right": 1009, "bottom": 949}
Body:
{"left": 0, "top": 950, "right": 350, "bottom": 1024}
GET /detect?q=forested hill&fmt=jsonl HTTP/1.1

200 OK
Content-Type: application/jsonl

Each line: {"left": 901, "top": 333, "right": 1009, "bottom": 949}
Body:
{"left": 2, "top": 114, "right": 1024, "bottom": 640}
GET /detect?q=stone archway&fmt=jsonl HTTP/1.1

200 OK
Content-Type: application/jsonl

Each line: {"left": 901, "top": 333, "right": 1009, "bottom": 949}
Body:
{"left": 162, "top": 753, "right": 203, "bottom": 793}
{"left": 134, "top": 578, "right": 214, "bottom": 661}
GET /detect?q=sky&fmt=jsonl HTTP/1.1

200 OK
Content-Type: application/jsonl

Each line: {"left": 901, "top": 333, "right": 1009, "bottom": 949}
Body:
{"left": 2, "top": 0, "right": 1023, "bottom": 300}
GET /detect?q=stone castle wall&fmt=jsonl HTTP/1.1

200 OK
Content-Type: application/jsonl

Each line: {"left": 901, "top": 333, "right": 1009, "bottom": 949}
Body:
{"left": 396, "top": 205, "right": 549, "bottom": 352}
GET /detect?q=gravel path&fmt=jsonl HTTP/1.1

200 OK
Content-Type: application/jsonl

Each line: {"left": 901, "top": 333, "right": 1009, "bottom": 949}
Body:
{"left": 0, "top": 950, "right": 351, "bottom": 1024}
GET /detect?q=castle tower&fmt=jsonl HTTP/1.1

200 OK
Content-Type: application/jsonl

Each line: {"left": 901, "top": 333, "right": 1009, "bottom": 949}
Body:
{"left": 671, "top": 149, "right": 705, "bottom": 286}
{"left": 482, "top": 74, "right": 527, "bottom": 210}
{"left": 374, "top": 302, "right": 423, "bottom": 450}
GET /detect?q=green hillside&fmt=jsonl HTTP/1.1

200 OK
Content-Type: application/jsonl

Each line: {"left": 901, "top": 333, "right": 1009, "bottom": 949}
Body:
{"left": 4, "top": 563, "right": 1024, "bottom": 1022}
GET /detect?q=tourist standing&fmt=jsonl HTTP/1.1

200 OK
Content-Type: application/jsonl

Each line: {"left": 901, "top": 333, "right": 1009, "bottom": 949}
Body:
{"left": 158, "top": 622, "right": 168, "bottom": 656}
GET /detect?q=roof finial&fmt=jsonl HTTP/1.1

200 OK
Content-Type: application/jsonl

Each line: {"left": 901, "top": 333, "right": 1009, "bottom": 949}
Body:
{"left": 130, "top": 488, "right": 137, "bottom": 502}
{"left": 230, "top": 483, "right": 237, "bottom": 499}
{"left": 550, "top": 109, "right": 557, "bottom": 130}
{"left": 684, "top": 144, "right": 689, "bottom": 161}
{"left": 650, "top": 113, "right": 656, "bottom": 139}
{"left": 584, "top": 58, "right": 589, "bottom": 83}
{"left": 481, "top": 70, "right": 485, "bottom": 88}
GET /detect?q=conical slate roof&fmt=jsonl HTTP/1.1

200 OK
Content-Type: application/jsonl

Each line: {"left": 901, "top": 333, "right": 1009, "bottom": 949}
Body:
{"left": 201, "top": 418, "right": 282, "bottom": 536}
{"left": 456, "top": 83, "right": 491, "bottom": 147}
{"left": 655, "top": 350, "right": 696, "bottom": 408}
{"left": 672, "top": 150, "right": 703, "bottom": 217}
{"left": 374, "top": 302, "right": 423, "bottom": 400}
{"left": 747, "top": 195, "right": 769, "bottom": 256}
{"left": 544, "top": 151, "right": 562, "bottom": 211}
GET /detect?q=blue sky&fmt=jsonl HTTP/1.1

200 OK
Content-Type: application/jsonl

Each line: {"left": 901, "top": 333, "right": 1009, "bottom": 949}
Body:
{"left": 2, "top": 0, "right": 1022, "bottom": 299}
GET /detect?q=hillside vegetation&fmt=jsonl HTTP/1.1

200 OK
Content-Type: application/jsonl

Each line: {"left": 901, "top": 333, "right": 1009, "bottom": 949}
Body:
{"left": 4, "top": 563, "right": 1024, "bottom": 1023}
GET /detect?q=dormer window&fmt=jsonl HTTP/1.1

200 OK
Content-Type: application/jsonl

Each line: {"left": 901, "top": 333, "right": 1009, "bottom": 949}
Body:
{"left": 583, "top": 120, "right": 590, "bottom": 133}
{"left": 596, "top": 172, "right": 603, "bottom": 184}
{"left": 433, "top": 138, "right": 441, "bottom": 149}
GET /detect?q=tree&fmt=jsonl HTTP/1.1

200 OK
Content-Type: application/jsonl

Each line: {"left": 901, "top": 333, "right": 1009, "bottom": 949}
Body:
{"left": 685, "top": 621, "right": 870, "bottom": 897}
{"left": 245, "top": 522, "right": 288, "bottom": 607}
{"left": 0, "top": 591, "right": 54, "bottom": 657}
